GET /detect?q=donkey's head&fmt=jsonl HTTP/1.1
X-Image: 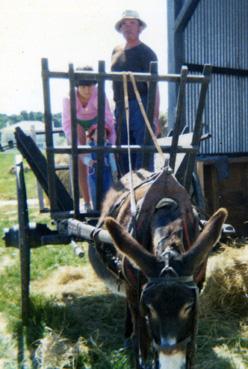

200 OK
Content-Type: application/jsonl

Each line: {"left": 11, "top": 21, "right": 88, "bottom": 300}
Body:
{"left": 105, "top": 208, "right": 227, "bottom": 369}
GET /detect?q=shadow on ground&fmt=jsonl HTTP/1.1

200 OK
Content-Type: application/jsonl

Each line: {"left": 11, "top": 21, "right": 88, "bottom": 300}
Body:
{"left": 15, "top": 293, "right": 128, "bottom": 369}
{"left": 14, "top": 293, "right": 247, "bottom": 369}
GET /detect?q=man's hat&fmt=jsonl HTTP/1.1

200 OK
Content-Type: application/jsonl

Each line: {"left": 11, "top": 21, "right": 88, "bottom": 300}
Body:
{"left": 115, "top": 10, "right": 147, "bottom": 32}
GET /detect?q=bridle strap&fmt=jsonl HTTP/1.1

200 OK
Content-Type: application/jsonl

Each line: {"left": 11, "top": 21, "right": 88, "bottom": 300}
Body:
{"left": 148, "top": 275, "right": 195, "bottom": 284}
{"left": 153, "top": 335, "right": 192, "bottom": 354}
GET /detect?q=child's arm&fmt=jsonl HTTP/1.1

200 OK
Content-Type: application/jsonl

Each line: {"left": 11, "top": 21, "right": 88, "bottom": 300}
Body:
{"left": 104, "top": 97, "right": 116, "bottom": 144}
{"left": 62, "top": 97, "right": 72, "bottom": 143}
{"left": 62, "top": 97, "right": 86, "bottom": 145}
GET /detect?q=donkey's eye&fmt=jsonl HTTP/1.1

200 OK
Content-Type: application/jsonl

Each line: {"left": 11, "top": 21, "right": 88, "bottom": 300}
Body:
{"left": 179, "top": 302, "right": 194, "bottom": 319}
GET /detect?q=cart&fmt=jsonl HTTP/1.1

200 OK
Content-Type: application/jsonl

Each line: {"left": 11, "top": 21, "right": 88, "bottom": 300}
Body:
{"left": 3, "top": 58, "right": 212, "bottom": 323}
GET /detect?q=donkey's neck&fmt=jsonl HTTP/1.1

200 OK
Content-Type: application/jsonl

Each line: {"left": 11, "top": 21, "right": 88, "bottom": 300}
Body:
{"left": 152, "top": 219, "right": 185, "bottom": 258}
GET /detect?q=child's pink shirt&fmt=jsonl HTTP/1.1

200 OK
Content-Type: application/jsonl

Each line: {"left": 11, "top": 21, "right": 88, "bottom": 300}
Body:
{"left": 62, "top": 86, "right": 116, "bottom": 144}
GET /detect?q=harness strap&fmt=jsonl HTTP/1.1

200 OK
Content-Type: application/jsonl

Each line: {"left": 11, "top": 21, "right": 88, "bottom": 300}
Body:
{"left": 183, "top": 217, "right": 192, "bottom": 250}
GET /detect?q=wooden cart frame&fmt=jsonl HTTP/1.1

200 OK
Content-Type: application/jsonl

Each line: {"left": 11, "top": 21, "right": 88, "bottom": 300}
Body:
{"left": 3, "top": 58, "right": 212, "bottom": 323}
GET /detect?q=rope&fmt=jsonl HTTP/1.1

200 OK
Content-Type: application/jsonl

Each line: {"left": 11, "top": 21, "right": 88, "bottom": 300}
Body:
{"left": 122, "top": 73, "right": 137, "bottom": 217}
{"left": 123, "top": 73, "right": 142, "bottom": 366}
{"left": 128, "top": 72, "right": 164, "bottom": 163}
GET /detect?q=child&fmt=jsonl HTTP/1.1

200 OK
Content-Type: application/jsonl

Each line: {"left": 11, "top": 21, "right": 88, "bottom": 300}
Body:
{"left": 83, "top": 124, "right": 118, "bottom": 209}
{"left": 62, "top": 66, "right": 116, "bottom": 212}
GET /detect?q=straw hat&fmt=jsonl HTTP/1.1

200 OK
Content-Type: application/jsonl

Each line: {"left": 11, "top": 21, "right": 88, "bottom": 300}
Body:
{"left": 115, "top": 10, "right": 147, "bottom": 32}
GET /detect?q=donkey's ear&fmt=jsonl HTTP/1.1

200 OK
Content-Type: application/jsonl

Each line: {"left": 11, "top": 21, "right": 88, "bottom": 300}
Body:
{"left": 182, "top": 208, "right": 228, "bottom": 275}
{"left": 105, "top": 217, "right": 159, "bottom": 277}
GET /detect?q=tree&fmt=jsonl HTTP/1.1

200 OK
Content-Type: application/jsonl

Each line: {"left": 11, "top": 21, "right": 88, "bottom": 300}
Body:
{"left": 0, "top": 114, "right": 9, "bottom": 129}
{"left": 29, "top": 111, "right": 35, "bottom": 120}
{"left": 20, "top": 110, "right": 29, "bottom": 121}
{"left": 9, "top": 114, "right": 19, "bottom": 124}
{"left": 53, "top": 113, "right": 62, "bottom": 127}
{"left": 35, "top": 112, "right": 44, "bottom": 121}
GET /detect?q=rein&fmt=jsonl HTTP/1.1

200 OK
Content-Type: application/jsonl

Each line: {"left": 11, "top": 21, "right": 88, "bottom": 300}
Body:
{"left": 128, "top": 72, "right": 164, "bottom": 162}
{"left": 122, "top": 73, "right": 142, "bottom": 362}
{"left": 123, "top": 73, "right": 137, "bottom": 218}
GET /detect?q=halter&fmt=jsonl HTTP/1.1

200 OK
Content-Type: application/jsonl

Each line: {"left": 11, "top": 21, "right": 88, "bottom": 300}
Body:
{"left": 140, "top": 268, "right": 199, "bottom": 369}
{"left": 153, "top": 335, "right": 192, "bottom": 355}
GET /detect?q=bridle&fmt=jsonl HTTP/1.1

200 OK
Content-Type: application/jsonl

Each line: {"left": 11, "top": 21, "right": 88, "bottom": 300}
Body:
{"left": 140, "top": 270, "right": 199, "bottom": 369}
{"left": 130, "top": 201, "right": 199, "bottom": 368}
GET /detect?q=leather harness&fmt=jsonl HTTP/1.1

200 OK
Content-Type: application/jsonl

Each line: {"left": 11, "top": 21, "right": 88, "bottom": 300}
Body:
{"left": 93, "top": 169, "right": 200, "bottom": 368}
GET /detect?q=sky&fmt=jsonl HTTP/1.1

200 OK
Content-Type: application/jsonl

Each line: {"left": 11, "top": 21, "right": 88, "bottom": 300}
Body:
{"left": 0, "top": 0, "right": 168, "bottom": 115}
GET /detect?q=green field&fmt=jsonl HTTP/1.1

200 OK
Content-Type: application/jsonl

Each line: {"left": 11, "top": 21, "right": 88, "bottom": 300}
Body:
{"left": 0, "top": 151, "right": 38, "bottom": 200}
{"left": 0, "top": 151, "right": 247, "bottom": 369}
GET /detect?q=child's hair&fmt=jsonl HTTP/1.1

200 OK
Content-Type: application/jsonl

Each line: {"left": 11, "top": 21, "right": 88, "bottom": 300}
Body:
{"left": 76, "top": 66, "right": 97, "bottom": 86}
{"left": 87, "top": 124, "right": 111, "bottom": 140}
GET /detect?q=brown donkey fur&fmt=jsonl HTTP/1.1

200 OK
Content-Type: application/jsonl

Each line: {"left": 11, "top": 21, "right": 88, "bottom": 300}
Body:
{"left": 92, "top": 169, "right": 227, "bottom": 368}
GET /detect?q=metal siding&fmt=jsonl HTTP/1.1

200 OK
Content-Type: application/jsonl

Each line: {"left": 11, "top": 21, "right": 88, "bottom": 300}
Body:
{"left": 181, "top": 0, "right": 248, "bottom": 154}
{"left": 185, "top": 0, "right": 248, "bottom": 69}
{"left": 242, "top": 77, "right": 248, "bottom": 150}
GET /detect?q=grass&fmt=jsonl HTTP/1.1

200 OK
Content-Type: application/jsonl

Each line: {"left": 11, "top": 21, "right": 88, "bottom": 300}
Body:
{"left": 0, "top": 151, "right": 37, "bottom": 200}
{"left": 0, "top": 151, "right": 248, "bottom": 368}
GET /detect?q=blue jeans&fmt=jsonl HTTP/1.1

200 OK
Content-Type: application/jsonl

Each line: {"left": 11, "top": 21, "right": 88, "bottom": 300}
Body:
{"left": 115, "top": 97, "right": 154, "bottom": 175}
{"left": 88, "top": 165, "right": 113, "bottom": 210}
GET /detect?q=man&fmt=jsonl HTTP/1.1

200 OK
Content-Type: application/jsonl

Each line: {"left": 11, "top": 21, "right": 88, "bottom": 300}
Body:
{"left": 111, "top": 9, "right": 160, "bottom": 174}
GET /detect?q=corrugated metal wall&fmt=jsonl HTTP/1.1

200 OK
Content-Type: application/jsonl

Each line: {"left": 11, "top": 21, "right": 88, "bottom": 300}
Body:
{"left": 168, "top": 0, "right": 248, "bottom": 154}
{"left": 185, "top": 73, "right": 248, "bottom": 154}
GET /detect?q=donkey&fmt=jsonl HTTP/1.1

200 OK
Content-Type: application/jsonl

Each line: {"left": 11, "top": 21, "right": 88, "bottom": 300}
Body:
{"left": 89, "top": 169, "right": 227, "bottom": 369}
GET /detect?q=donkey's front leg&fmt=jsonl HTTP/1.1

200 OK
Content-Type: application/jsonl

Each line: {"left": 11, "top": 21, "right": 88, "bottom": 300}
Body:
{"left": 124, "top": 302, "right": 133, "bottom": 343}
{"left": 126, "top": 291, "right": 150, "bottom": 369}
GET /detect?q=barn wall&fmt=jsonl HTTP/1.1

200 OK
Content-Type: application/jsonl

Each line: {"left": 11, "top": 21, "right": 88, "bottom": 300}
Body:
{"left": 198, "top": 157, "right": 248, "bottom": 235}
{"left": 167, "top": 0, "right": 248, "bottom": 154}
{"left": 184, "top": 0, "right": 248, "bottom": 69}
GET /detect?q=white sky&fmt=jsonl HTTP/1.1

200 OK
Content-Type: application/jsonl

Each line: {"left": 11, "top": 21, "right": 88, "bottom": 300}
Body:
{"left": 0, "top": 0, "right": 168, "bottom": 115}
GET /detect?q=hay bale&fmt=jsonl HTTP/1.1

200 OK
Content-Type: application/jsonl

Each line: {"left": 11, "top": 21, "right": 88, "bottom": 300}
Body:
{"left": 8, "top": 163, "right": 30, "bottom": 175}
{"left": 32, "top": 265, "right": 107, "bottom": 301}
{"left": 200, "top": 245, "right": 248, "bottom": 315}
{"left": 34, "top": 328, "right": 84, "bottom": 369}
{"left": 55, "top": 154, "right": 71, "bottom": 195}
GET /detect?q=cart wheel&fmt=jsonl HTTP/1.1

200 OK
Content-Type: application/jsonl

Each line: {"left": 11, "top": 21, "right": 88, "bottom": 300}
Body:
{"left": 15, "top": 156, "right": 30, "bottom": 324}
